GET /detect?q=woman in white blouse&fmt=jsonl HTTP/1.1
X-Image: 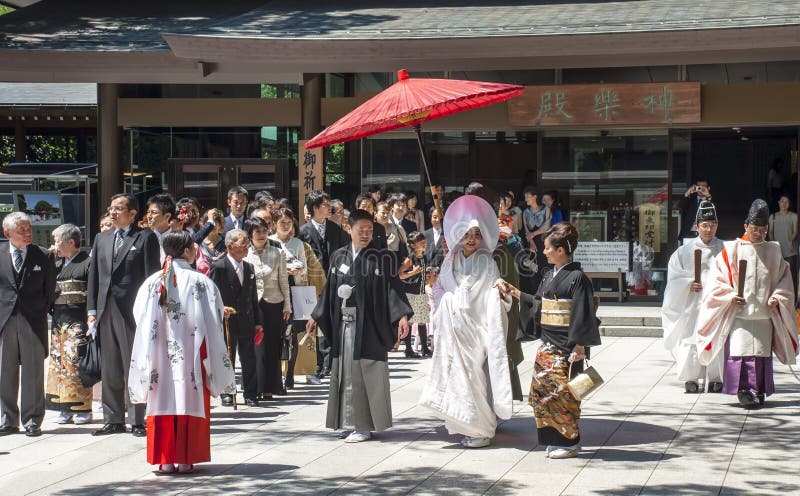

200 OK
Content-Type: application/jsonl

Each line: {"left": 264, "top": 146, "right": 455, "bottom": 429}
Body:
{"left": 245, "top": 216, "right": 291, "bottom": 400}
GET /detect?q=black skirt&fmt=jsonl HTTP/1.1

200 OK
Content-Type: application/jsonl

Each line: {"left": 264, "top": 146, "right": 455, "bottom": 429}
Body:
{"left": 255, "top": 300, "right": 286, "bottom": 394}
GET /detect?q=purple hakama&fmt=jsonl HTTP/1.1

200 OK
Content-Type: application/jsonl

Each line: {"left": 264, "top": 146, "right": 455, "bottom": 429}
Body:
{"left": 722, "top": 339, "right": 775, "bottom": 396}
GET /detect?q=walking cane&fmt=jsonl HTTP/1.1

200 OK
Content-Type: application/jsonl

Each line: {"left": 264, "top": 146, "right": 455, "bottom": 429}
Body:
{"left": 224, "top": 308, "right": 238, "bottom": 410}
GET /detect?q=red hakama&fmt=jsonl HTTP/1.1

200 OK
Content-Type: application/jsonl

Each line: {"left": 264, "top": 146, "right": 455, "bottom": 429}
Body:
{"left": 146, "top": 342, "right": 212, "bottom": 465}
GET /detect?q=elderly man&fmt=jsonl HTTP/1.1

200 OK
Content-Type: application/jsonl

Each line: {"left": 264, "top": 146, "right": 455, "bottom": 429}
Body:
{"left": 696, "top": 199, "right": 798, "bottom": 408}
{"left": 209, "top": 229, "right": 263, "bottom": 407}
{"left": 0, "top": 212, "right": 56, "bottom": 437}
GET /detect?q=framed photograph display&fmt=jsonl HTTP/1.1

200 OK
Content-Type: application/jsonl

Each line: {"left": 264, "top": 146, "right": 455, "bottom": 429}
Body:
{"left": 570, "top": 210, "right": 607, "bottom": 242}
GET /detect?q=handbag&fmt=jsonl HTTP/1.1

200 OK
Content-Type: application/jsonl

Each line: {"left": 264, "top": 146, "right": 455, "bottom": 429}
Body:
{"left": 566, "top": 359, "right": 604, "bottom": 400}
{"left": 78, "top": 335, "right": 101, "bottom": 388}
{"left": 291, "top": 285, "right": 318, "bottom": 333}
{"left": 293, "top": 333, "right": 317, "bottom": 376}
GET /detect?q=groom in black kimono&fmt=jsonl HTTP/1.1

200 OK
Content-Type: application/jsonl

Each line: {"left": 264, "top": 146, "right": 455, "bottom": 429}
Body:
{"left": 307, "top": 209, "right": 412, "bottom": 443}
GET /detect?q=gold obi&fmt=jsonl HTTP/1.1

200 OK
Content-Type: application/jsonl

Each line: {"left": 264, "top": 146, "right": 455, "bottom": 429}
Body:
{"left": 540, "top": 298, "right": 571, "bottom": 327}
{"left": 55, "top": 279, "right": 87, "bottom": 305}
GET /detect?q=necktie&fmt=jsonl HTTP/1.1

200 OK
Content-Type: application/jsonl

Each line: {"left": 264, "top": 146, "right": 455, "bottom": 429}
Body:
{"left": 234, "top": 218, "right": 240, "bottom": 230}
{"left": 317, "top": 222, "right": 325, "bottom": 240}
{"left": 235, "top": 263, "right": 243, "bottom": 285}
{"left": 114, "top": 229, "right": 124, "bottom": 257}
{"left": 13, "top": 249, "right": 22, "bottom": 273}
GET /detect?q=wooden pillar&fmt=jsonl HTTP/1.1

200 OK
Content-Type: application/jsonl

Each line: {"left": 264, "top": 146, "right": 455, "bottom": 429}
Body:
{"left": 301, "top": 73, "right": 324, "bottom": 140}
{"left": 14, "top": 119, "right": 25, "bottom": 163}
{"left": 97, "top": 83, "right": 122, "bottom": 209}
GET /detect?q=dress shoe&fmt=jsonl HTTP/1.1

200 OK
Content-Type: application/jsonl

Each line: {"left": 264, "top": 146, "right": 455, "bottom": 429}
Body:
{"left": 322, "top": 368, "right": 331, "bottom": 377}
{"left": 0, "top": 425, "right": 19, "bottom": 436}
{"left": 131, "top": 424, "right": 146, "bottom": 437}
{"left": 92, "top": 423, "right": 126, "bottom": 436}
{"left": 74, "top": 413, "right": 93, "bottom": 425}
{"left": 244, "top": 398, "right": 259, "bottom": 407}
{"left": 25, "top": 426, "right": 42, "bottom": 437}
{"left": 405, "top": 351, "right": 422, "bottom": 359}
{"left": 275, "top": 387, "right": 288, "bottom": 396}
{"left": 708, "top": 382, "right": 724, "bottom": 393}
{"left": 221, "top": 394, "right": 233, "bottom": 407}
{"left": 548, "top": 447, "right": 578, "bottom": 459}
{"left": 684, "top": 381, "right": 699, "bottom": 393}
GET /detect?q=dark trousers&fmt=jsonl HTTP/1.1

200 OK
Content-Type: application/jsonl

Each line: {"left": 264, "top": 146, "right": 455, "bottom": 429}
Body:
{"left": 225, "top": 320, "right": 257, "bottom": 400}
{"left": 285, "top": 332, "right": 299, "bottom": 387}
{"left": 0, "top": 314, "right": 45, "bottom": 429}
{"left": 99, "top": 298, "right": 144, "bottom": 425}
{"left": 255, "top": 300, "right": 284, "bottom": 394}
{"left": 316, "top": 333, "right": 331, "bottom": 375}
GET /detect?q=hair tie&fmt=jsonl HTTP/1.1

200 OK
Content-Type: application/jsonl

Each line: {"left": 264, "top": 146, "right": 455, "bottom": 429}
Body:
{"left": 566, "top": 240, "right": 572, "bottom": 253}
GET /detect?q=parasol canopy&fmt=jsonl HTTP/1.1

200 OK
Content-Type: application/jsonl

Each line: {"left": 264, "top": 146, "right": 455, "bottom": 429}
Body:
{"left": 304, "top": 69, "right": 524, "bottom": 149}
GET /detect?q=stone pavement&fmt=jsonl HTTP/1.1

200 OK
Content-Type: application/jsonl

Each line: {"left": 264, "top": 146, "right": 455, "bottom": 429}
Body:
{"left": 2, "top": 337, "right": 799, "bottom": 495}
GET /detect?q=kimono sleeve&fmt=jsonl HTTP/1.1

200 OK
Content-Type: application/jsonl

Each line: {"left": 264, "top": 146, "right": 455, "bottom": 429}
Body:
{"left": 567, "top": 273, "right": 602, "bottom": 348}
{"left": 517, "top": 290, "right": 541, "bottom": 341}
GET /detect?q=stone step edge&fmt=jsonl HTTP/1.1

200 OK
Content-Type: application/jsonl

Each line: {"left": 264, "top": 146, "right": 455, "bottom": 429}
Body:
{"left": 600, "top": 326, "right": 664, "bottom": 338}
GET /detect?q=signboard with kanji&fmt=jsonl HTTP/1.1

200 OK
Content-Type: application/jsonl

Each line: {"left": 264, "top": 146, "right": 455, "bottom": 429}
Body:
{"left": 298, "top": 140, "right": 324, "bottom": 225}
{"left": 638, "top": 203, "right": 661, "bottom": 252}
{"left": 509, "top": 82, "right": 701, "bottom": 127}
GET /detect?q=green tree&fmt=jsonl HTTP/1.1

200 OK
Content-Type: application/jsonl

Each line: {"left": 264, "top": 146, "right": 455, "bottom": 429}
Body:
{"left": 33, "top": 200, "right": 55, "bottom": 214}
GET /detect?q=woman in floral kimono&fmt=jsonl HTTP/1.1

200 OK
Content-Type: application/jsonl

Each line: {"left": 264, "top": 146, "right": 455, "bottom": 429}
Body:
{"left": 46, "top": 224, "right": 93, "bottom": 424}
{"left": 129, "top": 231, "right": 235, "bottom": 474}
{"left": 496, "top": 222, "right": 601, "bottom": 459}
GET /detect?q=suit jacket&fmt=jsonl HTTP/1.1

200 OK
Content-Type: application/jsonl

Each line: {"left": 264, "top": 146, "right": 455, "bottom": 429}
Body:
{"left": 297, "top": 219, "right": 351, "bottom": 273}
{"left": 370, "top": 221, "right": 387, "bottom": 250}
{"left": 210, "top": 257, "right": 262, "bottom": 336}
{"left": 223, "top": 214, "right": 246, "bottom": 236}
{"left": 87, "top": 225, "right": 161, "bottom": 327}
{"left": 0, "top": 243, "right": 57, "bottom": 354}
{"left": 677, "top": 194, "right": 706, "bottom": 239}
{"left": 423, "top": 227, "right": 445, "bottom": 267}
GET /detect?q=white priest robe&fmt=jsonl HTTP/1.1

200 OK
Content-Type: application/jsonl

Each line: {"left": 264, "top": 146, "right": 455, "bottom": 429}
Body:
{"left": 662, "top": 236, "right": 724, "bottom": 383}
{"left": 695, "top": 239, "right": 798, "bottom": 369}
{"left": 129, "top": 259, "right": 236, "bottom": 417}
{"left": 419, "top": 248, "right": 513, "bottom": 439}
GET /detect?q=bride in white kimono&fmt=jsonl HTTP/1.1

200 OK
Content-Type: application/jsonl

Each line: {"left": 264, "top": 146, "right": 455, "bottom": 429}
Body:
{"left": 420, "top": 195, "right": 513, "bottom": 449}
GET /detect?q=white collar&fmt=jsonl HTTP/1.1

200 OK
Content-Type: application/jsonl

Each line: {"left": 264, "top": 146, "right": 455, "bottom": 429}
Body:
{"left": 351, "top": 244, "right": 362, "bottom": 260}
{"left": 226, "top": 254, "right": 241, "bottom": 269}
{"left": 311, "top": 218, "right": 325, "bottom": 230}
{"left": 9, "top": 242, "right": 27, "bottom": 255}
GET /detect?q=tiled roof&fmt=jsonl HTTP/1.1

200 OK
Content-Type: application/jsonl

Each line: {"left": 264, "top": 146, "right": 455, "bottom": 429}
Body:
{"left": 1, "top": 1, "right": 799, "bottom": 51}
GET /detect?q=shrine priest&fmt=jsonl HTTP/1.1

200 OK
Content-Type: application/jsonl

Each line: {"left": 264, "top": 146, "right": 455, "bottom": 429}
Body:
{"left": 306, "top": 209, "right": 412, "bottom": 443}
{"left": 695, "top": 199, "right": 797, "bottom": 408}
{"left": 662, "top": 200, "right": 725, "bottom": 393}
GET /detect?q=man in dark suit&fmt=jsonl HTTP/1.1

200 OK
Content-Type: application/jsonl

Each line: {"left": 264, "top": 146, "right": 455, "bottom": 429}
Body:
{"left": 210, "top": 229, "right": 263, "bottom": 407}
{"left": 298, "top": 189, "right": 350, "bottom": 377}
{"left": 0, "top": 212, "right": 56, "bottom": 437}
{"left": 223, "top": 185, "right": 249, "bottom": 235}
{"left": 676, "top": 180, "right": 712, "bottom": 241}
{"left": 423, "top": 208, "right": 445, "bottom": 268}
{"left": 87, "top": 193, "right": 160, "bottom": 437}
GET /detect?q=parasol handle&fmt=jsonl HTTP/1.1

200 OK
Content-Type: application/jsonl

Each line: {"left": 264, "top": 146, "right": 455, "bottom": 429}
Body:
{"left": 414, "top": 125, "right": 443, "bottom": 219}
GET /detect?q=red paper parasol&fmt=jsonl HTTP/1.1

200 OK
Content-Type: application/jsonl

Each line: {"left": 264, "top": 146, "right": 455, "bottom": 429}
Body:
{"left": 305, "top": 69, "right": 523, "bottom": 213}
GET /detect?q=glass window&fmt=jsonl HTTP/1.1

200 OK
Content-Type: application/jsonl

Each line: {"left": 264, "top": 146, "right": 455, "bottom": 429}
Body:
{"left": 542, "top": 131, "right": 672, "bottom": 298}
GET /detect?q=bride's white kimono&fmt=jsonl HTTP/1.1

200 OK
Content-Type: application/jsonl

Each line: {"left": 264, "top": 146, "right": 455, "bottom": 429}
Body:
{"left": 661, "top": 236, "right": 724, "bottom": 384}
{"left": 419, "top": 195, "right": 513, "bottom": 439}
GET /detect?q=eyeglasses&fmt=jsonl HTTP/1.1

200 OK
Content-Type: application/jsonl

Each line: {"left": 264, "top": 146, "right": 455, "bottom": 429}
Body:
{"left": 107, "top": 206, "right": 129, "bottom": 213}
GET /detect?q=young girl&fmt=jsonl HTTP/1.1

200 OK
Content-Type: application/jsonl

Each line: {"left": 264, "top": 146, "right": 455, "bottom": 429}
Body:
{"left": 401, "top": 232, "right": 430, "bottom": 357}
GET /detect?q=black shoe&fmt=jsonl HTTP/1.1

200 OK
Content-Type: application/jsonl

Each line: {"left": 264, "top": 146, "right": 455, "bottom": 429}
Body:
{"left": 25, "top": 426, "right": 42, "bottom": 437}
{"left": 422, "top": 349, "right": 432, "bottom": 358}
{"left": 92, "top": 423, "right": 126, "bottom": 436}
{"left": 245, "top": 398, "right": 259, "bottom": 407}
{"left": 709, "top": 382, "right": 724, "bottom": 393}
{"left": 0, "top": 425, "right": 19, "bottom": 436}
{"left": 405, "top": 352, "right": 422, "bottom": 359}
{"left": 322, "top": 368, "right": 331, "bottom": 377}
{"left": 737, "top": 389, "right": 758, "bottom": 408}
{"left": 757, "top": 394, "right": 766, "bottom": 406}
{"left": 684, "top": 381, "right": 699, "bottom": 393}
{"left": 131, "top": 424, "right": 146, "bottom": 437}
{"left": 275, "top": 387, "right": 288, "bottom": 396}
{"left": 221, "top": 394, "right": 233, "bottom": 407}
